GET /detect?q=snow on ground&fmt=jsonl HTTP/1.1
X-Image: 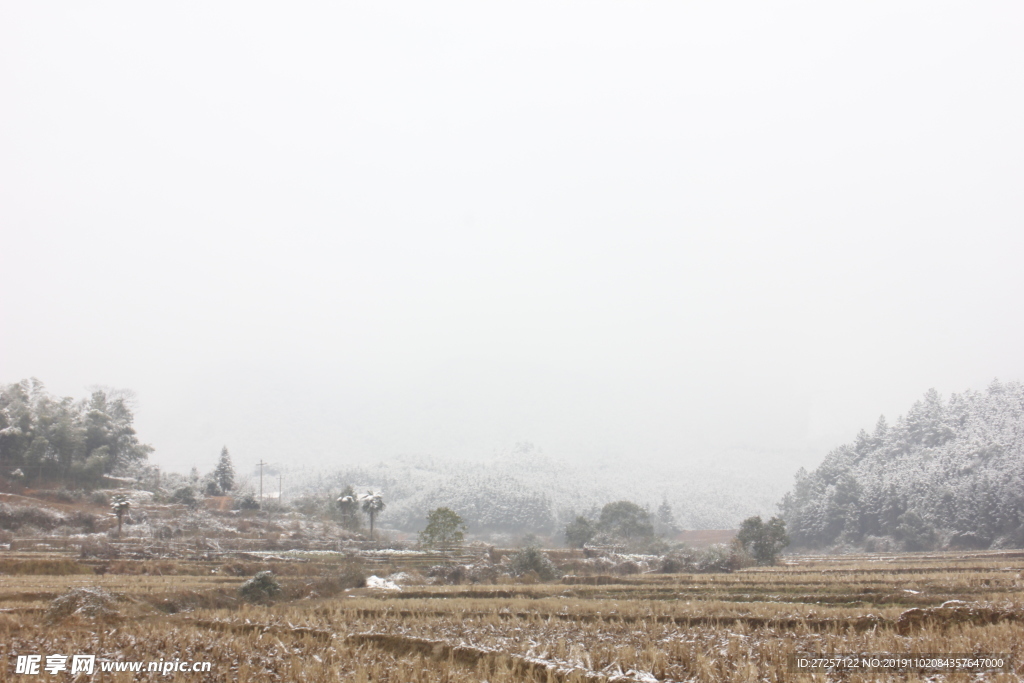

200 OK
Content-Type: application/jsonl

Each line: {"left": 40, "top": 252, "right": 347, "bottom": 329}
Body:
{"left": 365, "top": 575, "right": 401, "bottom": 591}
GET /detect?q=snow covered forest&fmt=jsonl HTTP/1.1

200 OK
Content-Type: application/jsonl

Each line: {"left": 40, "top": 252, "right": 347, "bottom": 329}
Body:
{"left": 0, "top": 379, "right": 152, "bottom": 484}
{"left": 290, "top": 441, "right": 789, "bottom": 541}
{"left": 12, "top": 375, "right": 1024, "bottom": 550}
{"left": 781, "top": 380, "right": 1024, "bottom": 551}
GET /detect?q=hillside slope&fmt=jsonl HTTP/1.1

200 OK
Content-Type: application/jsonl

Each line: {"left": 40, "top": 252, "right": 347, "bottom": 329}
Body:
{"left": 781, "top": 381, "right": 1024, "bottom": 550}
{"left": 295, "top": 442, "right": 796, "bottom": 541}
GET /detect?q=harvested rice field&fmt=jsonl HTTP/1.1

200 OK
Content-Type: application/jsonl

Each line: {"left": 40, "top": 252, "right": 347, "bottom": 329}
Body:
{"left": 1, "top": 550, "right": 1022, "bottom": 682}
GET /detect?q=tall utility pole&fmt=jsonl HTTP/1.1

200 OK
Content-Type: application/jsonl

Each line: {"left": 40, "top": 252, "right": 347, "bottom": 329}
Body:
{"left": 257, "top": 460, "right": 266, "bottom": 504}
{"left": 278, "top": 472, "right": 282, "bottom": 503}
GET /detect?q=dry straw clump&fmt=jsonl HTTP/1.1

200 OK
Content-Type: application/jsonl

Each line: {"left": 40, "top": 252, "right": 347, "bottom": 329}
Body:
{"left": 45, "top": 586, "right": 121, "bottom": 623}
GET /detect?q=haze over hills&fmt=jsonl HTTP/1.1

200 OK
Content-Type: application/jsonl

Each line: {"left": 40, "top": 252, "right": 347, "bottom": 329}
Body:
{"left": 8, "top": 374, "right": 1024, "bottom": 546}
{"left": 0, "top": 376, "right": 804, "bottom": 534}
{"left": 3, "top": 2, "right": 1024, "bottom": 548}
{"left": 289, "top": 441, "right": 808, "bottom": 539}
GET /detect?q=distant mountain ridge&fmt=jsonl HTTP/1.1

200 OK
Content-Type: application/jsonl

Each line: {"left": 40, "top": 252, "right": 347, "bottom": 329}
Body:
{"left": 295, "top": 441, "right": 798, "bottom": 541}
{"left": 781, "top": 380, "right": 1024, "bottom": 550}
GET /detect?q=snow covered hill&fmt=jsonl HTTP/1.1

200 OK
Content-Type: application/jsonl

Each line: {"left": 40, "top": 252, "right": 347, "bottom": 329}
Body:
{"left": 781, "top": 380, "right": 1024, "bottom": 550}
{"left": 291, "top": 441, "right": 796, "bottom": 541}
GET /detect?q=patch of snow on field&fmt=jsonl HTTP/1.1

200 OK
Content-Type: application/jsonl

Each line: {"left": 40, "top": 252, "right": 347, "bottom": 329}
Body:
{"left": 366, "top": 575, "right": 401, "bottom": 591}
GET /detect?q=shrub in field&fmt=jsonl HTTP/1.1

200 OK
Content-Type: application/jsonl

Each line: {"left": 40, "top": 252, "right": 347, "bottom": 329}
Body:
{"left": 695, "top": 543, "right": 751, "bottom": 572}
{"left": 428, "top": 563, "right": 468, "bottom": 585}
{"left": 338, "top": 561, "right": 368, "bottom": 588}
{"left": 507, "top": 546, "right": 560, "bottom": 581}
{"left": 261, "top": 499, "right": 288, "bottom": 514}
{"left": 658, "top": 548, "right": 698, "bottom": 573}
{"left": 282, "top": 562, "right": 367, "bottom": 600}
{"left": 236, "top": 493, "right": 260, "bottom": 510}
{"left": 465, "top": 560, "right": 500, "bottom": 584}
{"left": 558, "top": 555, "right": 617, "bottom": 575}
{"left": 46, "top": 587, "right": 120, "bottom": 623}
{"left": 79, "top": 537, "right": 119, "bottom": 559}
{"left": 658, "top": 544, "right": 750, "bottom": 573}
{"left": 0, "top": 503, "right": 64, "bottom": 531}
{"left": 239, "top": 570, "right": 281, "bottom": 602}
{"left": 428, "top": 560, "right": 498, "bottom": 585}
{"left": 53, "top": 488, "right": 81, "bottom": 503}
{"left": 169, "top": 486, "right": 199, "bottom": 509}
{"left": 611, "top": 560, "right": 642, "bottom": 575}
{"left": 220, "top": 562, "right": 260, "bottom": 576}
{"left": 67, "top": 510, "right": 100, "bottom": 532}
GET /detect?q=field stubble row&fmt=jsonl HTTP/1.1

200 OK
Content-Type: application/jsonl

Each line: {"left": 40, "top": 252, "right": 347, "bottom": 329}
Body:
{"left": 0, "top": 551, "right": 1022, "bottom": 682}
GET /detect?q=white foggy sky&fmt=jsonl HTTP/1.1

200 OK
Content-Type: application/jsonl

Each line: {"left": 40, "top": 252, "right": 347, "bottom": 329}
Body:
{"left": 2, "top": 2, "right": 1023, "bottom": 477}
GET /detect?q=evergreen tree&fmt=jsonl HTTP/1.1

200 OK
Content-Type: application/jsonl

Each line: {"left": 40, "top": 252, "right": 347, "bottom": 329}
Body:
{"left": 0, "top": 380, "right": 151, "bottom": 484}
{"left": 656, "top": 499, "right": 678, "bottom": 535}
{"left": 781, "top": 382, "right": 1024, "bottom": 551}
{"left": 597, "top": 500, "right": 655, "bottom": 542}
{"left": 736, "top": 515, "right": 789, "bottom": 565}
{"left": 215, "top": 446, "right": 235, "bottom": 492}
{"left": 564, "top": 515, "right": 595, "bottom": 548}
{"left": 419, "top": 507, "right": 467, "bottom": 551}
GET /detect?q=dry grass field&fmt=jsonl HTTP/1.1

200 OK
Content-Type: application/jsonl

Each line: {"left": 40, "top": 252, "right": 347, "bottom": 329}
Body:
{"left": 0, "top": 550, "right": 1022, "bottom": 682}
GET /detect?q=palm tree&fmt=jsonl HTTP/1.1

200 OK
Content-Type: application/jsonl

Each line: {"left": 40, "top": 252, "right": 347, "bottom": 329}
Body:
{"left": 111, "top": 496, "right": 131, "bottom": 538}
{"left": 360, "top": 491, "right": 386, "bottom": 539}
{"left": 336, "top": 486, "right": 361, "bottom": 532}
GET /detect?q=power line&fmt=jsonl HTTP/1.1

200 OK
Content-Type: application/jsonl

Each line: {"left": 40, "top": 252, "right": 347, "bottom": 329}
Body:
{"left": 256, "top": 460, "right": 267, "bottom": 504}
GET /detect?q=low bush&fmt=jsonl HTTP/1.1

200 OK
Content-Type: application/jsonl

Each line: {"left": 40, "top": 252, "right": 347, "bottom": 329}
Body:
{"left": 46, "top": 587, "right": 120, "bottom": 623}
{"left": 611, "top": 560, "right": 642, "bottom": 575}
{"left": 238, "top": 570, "right": 281, "bottom": 602}
{"left": 507, "top": 546, "right": 561, "bottom": 581}
{"left": 283, "top": 562, "right": 367, "bottom": 599}
{"left": 79, "top": 538, "right": 119, "bottom": 559}
{"left": 66, "top": 510, "right": 101, "bottom": 532}
{"left": 0, "top": 503, "right": 64, "bottom": 531}
{"left": 658, "top": 544, "right": 752, "bottom": 573}
{"left": 697, "top": 543, "right": 752, "bottom": 572}
{"left": 427, "top": 564, "right": 467, "bottom": 585}
{"left": 53, "top": 489, "right": 81, "bottom": 503}
{"left": 235, "top": 493, "right": 260, "bottom": 511}
{"left": 168, "top": 487, "right": 199, "bottom": 509}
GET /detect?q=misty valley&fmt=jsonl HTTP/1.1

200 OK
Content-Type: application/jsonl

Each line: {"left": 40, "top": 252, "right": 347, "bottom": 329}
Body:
{"left": 1, "top": 378, "right": 1023, "bottom": 681}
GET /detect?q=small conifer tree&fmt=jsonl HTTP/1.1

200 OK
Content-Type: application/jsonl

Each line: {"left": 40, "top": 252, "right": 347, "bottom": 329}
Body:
{"left": 214, "top": 446, "right": 235, "bottom": 492}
